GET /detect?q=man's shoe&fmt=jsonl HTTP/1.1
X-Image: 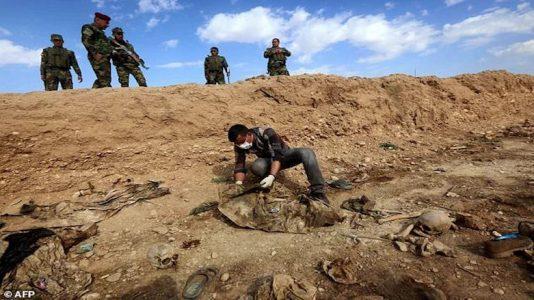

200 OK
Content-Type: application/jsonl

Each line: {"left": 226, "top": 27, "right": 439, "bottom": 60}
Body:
{"left": 309, "top": 192, "right": 330, "bottom": 205}
{"left": 484, "top": 236, "right": 533, "bottom": 258}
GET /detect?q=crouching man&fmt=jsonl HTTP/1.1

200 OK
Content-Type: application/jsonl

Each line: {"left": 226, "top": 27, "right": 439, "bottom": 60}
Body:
{"left": 227, "top": 124, "right": 329, "bottom": 203}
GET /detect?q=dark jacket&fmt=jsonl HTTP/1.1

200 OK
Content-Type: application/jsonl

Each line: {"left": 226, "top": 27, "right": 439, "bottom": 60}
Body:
{"left": 233, "top": 127, "right": 289, "bottom": 173}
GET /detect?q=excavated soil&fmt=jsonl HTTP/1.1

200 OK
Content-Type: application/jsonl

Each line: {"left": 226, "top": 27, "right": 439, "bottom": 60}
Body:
{"left": 0, "top": 70, "right": 533, "bottom": 299}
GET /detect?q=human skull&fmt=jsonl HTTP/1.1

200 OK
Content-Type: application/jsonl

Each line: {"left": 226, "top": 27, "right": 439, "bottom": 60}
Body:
{"left": 147, "top": 243, "right": 177, "bottom": 269}
{"left": 415, "top": 210, "right": 453, "bottom": 235}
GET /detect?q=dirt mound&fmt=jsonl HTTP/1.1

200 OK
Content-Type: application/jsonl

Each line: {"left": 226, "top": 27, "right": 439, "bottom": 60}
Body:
{"left": 0, "top": 70, "right": 533, "bottom": 299}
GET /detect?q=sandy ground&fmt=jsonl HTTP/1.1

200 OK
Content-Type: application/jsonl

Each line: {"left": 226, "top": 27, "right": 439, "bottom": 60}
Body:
{"left": 0, "top": 71, "right": 533, "bottom": 299}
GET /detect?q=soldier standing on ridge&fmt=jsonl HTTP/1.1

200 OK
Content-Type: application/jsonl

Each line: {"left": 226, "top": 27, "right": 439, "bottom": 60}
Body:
{"left": 81, "top": 12, "right": 112, "bottom": 88}
{"left": 264, "top": 38, "right": 291, "bottom": 76}
{"left": 204, "top": 47, "right": 229, "bottom": 84}
{"left": 110, "top": 27, "right": 147, "bottom": 87}
{"left": 40, "top": 34, "right": 82, "bottom": 91}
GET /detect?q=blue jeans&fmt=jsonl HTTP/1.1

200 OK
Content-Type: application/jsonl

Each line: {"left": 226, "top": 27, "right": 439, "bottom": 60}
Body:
{"left": 251, "top": 148, "right": 326, "bottom": 193}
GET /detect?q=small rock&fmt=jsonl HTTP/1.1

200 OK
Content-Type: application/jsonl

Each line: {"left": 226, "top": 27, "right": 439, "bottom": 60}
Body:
{"left": 431, "top": 268, "right": 438, "bottom": 273}
{"left": 106, "top": 272, "right": 121, "bottom": 283}
{"left": 318, "top": 287, "right": 325, "bottom": 293}
{"left": 79, "top": 259, "right": 90, "bottom": 269}
{"left": 497, "top": 211, "right": 504, "bottom": 215}
{"left": 492, "top": 231, "right": 502, "bottom": 237}
{"left": 493, "top": 288, "right": 505, "bottom": 295}
{"left": 271, "top": 251, "right": 277, "bottom": 256}
{"left": 364, "top": 157, "right": 371, "bottom": 163}
{"left": 220, "top": 273, "right": 230, "bottom": 282}
{"left": 446, "top": 192, "right": 460, "bottom": 198}
{"left": 477, "top": 281, "right": 488, "bottom": 288}
{"left": 152, "top": 226, "right": 169, "bottom": 235}
{"left": 394, "top": 241, "right": 409, "bottom": 252}
{"left": 81, "top": 293, "right": 101, "bottom": 300}
{"left": 211, "top": 252, "right": 218, "bottom": 259}
{"left": 469, "top": 260, "right": 477, "bottom": 265}
{"left": 168, "top": 237, "right": 176, "bottom": 242}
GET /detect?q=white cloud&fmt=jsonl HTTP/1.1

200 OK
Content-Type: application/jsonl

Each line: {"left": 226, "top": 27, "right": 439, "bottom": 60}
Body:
{"left": 490, "top": 39, "right": 534, "bottom": 56}
{"left": 198, "top": 7, "right": 438, "bottom": 64}
{"left": 157, "top": 60, "right": 203, "bottom": 68}
{"left": 421, "top": 9, "right": 429, "bottom": 16}
{"left": 518, "top": 2, "right": 530, "bottom": 11}
{"left": 445, "top": 0, "right": 466, "bottom": 7}
{"left": 162, "top": 39, "right": 179, "bottom": 48}
{"left": 385, "top": 2, "right": 395, "bottom": 10}
{"left": 146, "top": 15, "right": 170, "bottom": 30}
{"left": 443, "top": 7, "right": 534, "bottom": 44}
{"left": 138, "top": 0, "right": 182, "bottom": 13}
{"left": 0, "top": 39, "right": 41, "bottom": 67}
{"left": 92, "top": 0, "right": 105, "bottom": 8}
{"left": 197, "top": 7, "right": 285, "bottom": 43}
{"left": 0, "top": 26, "right": 11, "bottom": 36}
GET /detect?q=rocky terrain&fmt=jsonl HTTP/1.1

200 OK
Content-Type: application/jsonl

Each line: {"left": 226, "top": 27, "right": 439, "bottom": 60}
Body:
{"left": 0, "top": 71, "right": 533, "bottom": 299}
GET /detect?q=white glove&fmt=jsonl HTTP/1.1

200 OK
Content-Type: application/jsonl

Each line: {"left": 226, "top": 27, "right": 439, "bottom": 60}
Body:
{"left": 235, "top": 180, "right": 243, "bottom": 185}
{"left": 260, "top": 175, "right": 275, "bottom": 188}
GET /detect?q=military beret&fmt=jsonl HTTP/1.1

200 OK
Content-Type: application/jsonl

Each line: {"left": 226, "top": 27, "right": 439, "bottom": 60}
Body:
{"left": 50, "top": 34, "right": 63, "bottom": 41}
{"left": 95, "top": 12, "right": 111, "bottom": 21}
{"left": 112, "top": 27, "right": 123, "bottom": 34}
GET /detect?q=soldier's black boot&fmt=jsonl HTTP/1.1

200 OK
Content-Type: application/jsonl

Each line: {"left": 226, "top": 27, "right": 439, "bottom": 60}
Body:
{"left": 309, "top": 191, "right": 330, "bottom": 205}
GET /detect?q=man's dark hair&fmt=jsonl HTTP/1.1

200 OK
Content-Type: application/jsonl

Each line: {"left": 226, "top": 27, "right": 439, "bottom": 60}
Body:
{"left": 272, "top": 38, "right": 280, "bottom": 42}
{"left": 228, "top": 124, "right": 248, "bottom": 142}
{"left": 211, "top": 47, "right": 219, "bottom": 52}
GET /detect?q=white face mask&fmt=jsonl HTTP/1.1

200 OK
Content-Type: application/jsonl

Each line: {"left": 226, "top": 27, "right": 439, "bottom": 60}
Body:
{"left": 238, "top": 141, "right": 253, "bottom": 150}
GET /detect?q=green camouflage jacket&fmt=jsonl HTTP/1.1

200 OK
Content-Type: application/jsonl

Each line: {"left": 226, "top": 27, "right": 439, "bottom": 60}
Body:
{"left": 40, "top": 46, "right": 82, "bottom": 76}
{"left": 204, "top": 55, "right": 228, "bottom": 74}
{"left": 263, "top": 47, "right": 291, "bottom": 68}
{"left": 81, "top": 23, "right": 111, "bottom": 58}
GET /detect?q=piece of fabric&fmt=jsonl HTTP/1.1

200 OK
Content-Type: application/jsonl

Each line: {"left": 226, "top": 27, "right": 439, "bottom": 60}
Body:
{"left": 272, "top": 274, "right": 317, "bottom": 300}
{"left": 218, "top": 188, "right": 341, "bottom": 233}
{"left": 1, "top": 236, "right": 92, "bottom": 299}
{"left": 1, "top": 181, "right": 170, "bottom": 233}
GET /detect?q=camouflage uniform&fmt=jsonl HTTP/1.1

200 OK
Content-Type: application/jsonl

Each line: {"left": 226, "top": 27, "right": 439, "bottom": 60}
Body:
{"left": 204, "top": 55, "right": 228, "bottom": 84}
{"left": 40, "top": 36, "right": 82, "bottom": 91}
{"left": 81, "top": 23, "right": 112, "bottom": 88}
{"left": 264, "top": 47, "right": 291, "bottom": 76}
{"left": 110, "top": 28, "right": 147, "bottom": 87}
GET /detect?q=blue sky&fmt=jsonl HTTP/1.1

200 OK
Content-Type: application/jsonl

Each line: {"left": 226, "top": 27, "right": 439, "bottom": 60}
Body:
{"left": 0, "top": 0, "right": 533, "bottom": 92}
